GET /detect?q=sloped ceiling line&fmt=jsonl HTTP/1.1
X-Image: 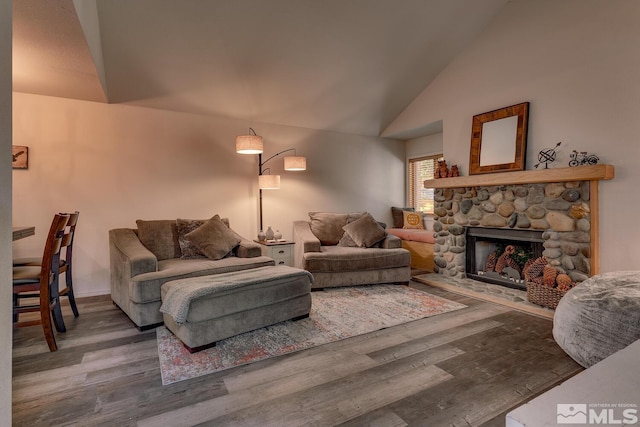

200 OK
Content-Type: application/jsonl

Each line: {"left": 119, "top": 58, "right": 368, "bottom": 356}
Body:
{"left": 12, "top": 0, "right": 509, "bottom": 139}
{"left": 73, "top": 0, "right": 109, "bottom": 100}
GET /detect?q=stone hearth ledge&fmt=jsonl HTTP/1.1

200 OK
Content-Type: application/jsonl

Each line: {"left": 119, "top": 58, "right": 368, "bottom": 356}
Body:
{"left": 414, "top": 273, "right": 554, "bottom": 319}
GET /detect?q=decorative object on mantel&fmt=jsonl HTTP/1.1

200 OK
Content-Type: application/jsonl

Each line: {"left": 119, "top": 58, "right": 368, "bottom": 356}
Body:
{"left": 449, "top": 164, "right": 460, "bottom": 177}
{"left": 434, "top": 159, "right": 450, "bottom": 178}
{"left": 12, "top": 145, "right": 28, "bottom": 169}
{"left": 569, "top": 149, "right": 599, "bottom": 167}
{"left": 236, "top": 127, "right": 307, "bottom": 231}
{"left": 534, "top": 141, "right": 562, "bottom": 169}
{"left": 469, "top": 102, "right": 529, "bottom": 175}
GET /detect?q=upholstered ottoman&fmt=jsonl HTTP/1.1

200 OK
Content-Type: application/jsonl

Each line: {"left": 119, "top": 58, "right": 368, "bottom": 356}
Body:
{"left": 160, "top": 265, "right": 313, "bottom": 352}
{"left": 553, "top": 271, "right": 640, "bottom": 367}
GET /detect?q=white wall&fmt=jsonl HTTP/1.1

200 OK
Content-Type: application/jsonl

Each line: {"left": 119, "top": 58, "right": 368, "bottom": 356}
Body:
{"left": 0, "top": 0, "right": 12, "bottom": 422}
{"left": 406, "top": 132, "right": 443, "bottom": 160}
{"left": 384, "top": 0, "right": 640, "bottom": 273}
{"left": 11, "top": 93, "right": 405, "bottom": 296}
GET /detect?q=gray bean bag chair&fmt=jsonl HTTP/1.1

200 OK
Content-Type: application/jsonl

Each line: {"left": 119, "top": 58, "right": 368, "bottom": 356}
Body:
{"left": 553, "top": 271, "right": 640, "bottom": 367}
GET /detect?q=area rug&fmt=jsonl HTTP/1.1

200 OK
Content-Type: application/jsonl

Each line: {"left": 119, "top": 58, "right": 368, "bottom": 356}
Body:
{"left": 156, "top": 284, "right": 466, "bottom": 385}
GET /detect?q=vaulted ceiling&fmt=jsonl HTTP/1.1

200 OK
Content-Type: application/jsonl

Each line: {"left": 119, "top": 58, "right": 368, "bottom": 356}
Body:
{"left": 12, "top": 0, "right": 509, "bottom": 139}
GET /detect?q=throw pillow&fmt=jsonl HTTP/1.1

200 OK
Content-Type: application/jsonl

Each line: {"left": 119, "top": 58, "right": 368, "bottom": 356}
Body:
{"left": 391, "top": 206, "right": 414, "bottom": 228}
{"left": 176, "top": 219, "right": 207, "bottom": 259}
{"left": 337, "top": 232, "right": 358, "bottom": 247}
{"left": 339, "top": 220, "right": 387, "bottom": 247}
{"left": 309, "top": 212, "right": 348, "bottom": 245}
{"left": 342, "top": 212, "right": 387, "bottom": 248}
{"left": 136, "top": 220, "right": 181, "bottom": 261}
{"left": 185, "top": 215, "right": 241, "bottom": 260}
{"left": 309, "top": 212, "right": 366, "bottom": 245}
{"left": 402, "top": 210, "right": 425, "bottom": 229}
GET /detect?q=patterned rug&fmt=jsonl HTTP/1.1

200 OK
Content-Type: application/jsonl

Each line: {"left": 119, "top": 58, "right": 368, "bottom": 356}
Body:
{"left": 156, "top": 284, "right": 466, "bottom": 385}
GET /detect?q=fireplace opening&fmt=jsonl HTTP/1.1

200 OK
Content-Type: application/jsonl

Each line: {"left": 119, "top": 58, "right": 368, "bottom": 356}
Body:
{"left": 465, "top": 227, "right": 544, "bottom": 290}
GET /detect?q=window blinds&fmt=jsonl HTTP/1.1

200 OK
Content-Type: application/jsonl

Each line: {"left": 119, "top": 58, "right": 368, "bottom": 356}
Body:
{"left": 408, "top": 154, "right": 443, "bottom": 214}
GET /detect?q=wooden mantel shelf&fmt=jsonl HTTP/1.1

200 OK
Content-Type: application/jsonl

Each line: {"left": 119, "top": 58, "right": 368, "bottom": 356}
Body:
{"left": 424, "top": 164, "right": 614, "bottom": 189}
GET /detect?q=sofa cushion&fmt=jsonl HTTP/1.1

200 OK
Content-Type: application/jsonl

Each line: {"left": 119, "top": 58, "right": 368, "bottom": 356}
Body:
{"left": 391, "top": 206, "right": 414, "bottom": 228}
{"left": 342, "top": 212, "right": 387, "bottom": 248}
{"left": 136, "top": 220, "right": 181, "bottom": 261}
{"left": 387, "top": 228, "right": 436, "bottom": 244}
{"left": 303, "top": 246, "right": 410, "bottom": 273}
{"left": 308, "top": 212, "right": 364, "bottom": 245}
{"left": 402, "top": 210, "right": 425, "bottom": 229}
{"left": 186, "top": 215, "right": 241, "bottom": 260}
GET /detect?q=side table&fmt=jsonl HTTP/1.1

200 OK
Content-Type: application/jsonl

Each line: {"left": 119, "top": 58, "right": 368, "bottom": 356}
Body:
{"left": 255, "top": 240, "right": 295, "bottom": 267}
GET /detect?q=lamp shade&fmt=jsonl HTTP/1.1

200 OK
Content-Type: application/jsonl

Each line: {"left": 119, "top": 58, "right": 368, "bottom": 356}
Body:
{"left": 236, "top": 134, "right": 264, "bottom": 154}
{"left": 284, "top": 156, "right": 307, "bottom": 171}
{"left": 259, "top": 174, "right": 280, "bottom": 189}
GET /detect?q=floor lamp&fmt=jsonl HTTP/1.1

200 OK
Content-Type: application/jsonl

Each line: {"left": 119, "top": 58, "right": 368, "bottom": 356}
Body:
{"left": 236, "top": 128, "right": 306, "bottom": 231}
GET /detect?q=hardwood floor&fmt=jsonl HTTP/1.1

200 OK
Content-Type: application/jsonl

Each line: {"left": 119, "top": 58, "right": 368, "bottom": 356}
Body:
{"left": 12, "top": 281, "right": 582, "bottom": 426}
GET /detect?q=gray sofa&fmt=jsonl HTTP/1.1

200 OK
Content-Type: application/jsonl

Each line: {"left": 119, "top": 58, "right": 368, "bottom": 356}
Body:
{"left": 293, "top": 212, "right": 411, "bottom": 289}
{"left": 109, "top": 217, "right": 275, "bottom": 329}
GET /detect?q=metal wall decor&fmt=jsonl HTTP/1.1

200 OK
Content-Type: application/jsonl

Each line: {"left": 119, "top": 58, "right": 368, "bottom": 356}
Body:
{"left": 569, "top": 150, "right": 599, "bottom": 167}
{"left": 534, "top": 142, "right": 562, "bottom": 169}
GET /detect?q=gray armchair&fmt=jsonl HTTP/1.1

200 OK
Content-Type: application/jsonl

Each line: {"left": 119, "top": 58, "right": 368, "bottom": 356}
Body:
{"left": 109, "top": 218, "right": 274, "bottom": 329}
{"left": 293, "top": 212, "right": 411, "bottom": 289}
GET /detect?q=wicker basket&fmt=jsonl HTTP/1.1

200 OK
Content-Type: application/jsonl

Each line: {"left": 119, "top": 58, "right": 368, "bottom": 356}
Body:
{"left": 526, "top": 282, "right": 567, "bottom": 309}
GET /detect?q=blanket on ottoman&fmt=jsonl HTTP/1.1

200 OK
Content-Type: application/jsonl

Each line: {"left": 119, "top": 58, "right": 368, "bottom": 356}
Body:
{"left": 160, "top": 265, "right": 314, "bottom": 323}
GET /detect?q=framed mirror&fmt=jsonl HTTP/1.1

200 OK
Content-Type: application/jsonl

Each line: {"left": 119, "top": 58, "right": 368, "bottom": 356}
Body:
{"left": 469, "top": 102, "right": 529, "bottom": 175}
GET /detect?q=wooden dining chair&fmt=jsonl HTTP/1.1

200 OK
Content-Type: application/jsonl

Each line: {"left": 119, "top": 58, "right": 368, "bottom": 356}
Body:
{"left": 14, "top": 211, "right": 80, "bottom": 318}
{"left": 12, "top": 213, "right": 70, "bottom": 351}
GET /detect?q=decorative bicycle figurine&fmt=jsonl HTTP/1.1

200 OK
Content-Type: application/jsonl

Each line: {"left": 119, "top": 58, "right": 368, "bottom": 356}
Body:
{"left": 569, "top": 150, "right": 599, "bottom": 167}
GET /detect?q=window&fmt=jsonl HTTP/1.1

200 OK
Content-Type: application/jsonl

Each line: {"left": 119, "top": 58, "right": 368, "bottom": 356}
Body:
{"left": 408, "top": 154, "right": 443, "bottom": 214}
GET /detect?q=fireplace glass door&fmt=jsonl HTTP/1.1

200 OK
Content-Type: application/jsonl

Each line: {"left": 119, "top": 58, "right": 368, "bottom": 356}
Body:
{"left": 465, "top": 227, "right": 544, "bottom": 290}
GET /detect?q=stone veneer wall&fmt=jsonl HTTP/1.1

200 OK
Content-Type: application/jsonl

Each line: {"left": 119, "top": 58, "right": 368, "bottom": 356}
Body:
{"left": 432, "top": 181, "right": 592, "bottom": 283}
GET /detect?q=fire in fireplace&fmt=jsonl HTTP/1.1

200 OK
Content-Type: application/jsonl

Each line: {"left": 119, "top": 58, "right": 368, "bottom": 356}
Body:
{"left": 465, "top": 227, "right": 544, "bottom": 290}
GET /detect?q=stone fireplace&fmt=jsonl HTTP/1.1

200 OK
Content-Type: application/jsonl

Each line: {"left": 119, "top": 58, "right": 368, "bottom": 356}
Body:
{"left": 425, "top": 165, "right": 614, "bottom": 289}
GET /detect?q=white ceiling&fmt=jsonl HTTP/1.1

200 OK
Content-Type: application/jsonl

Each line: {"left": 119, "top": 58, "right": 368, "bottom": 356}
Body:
{"left": 12, "top": 0, "right": 509, "bottom": 139}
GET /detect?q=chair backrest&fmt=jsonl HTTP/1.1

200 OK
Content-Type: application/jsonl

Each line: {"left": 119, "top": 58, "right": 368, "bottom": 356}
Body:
{"left": 60, "top": 211, "right": 79, "bottom": 265}
{"left": 39, "top": 213, "right": 70, "bottom": 299}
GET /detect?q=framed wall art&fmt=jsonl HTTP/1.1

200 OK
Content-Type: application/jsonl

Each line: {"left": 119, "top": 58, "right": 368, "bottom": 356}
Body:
{"left": 469, "top": 102, "right": 529, "bottom": 175}
{"left": 12, "top": 145, "right": 29, "bottom": 169}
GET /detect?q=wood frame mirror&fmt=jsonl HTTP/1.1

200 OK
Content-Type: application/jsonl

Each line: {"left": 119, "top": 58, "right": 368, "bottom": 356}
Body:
{"left": 469, "top": 102, "right": 529, "bottom": 175}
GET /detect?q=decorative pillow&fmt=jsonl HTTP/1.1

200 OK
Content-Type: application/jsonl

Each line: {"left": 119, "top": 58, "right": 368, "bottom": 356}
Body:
{"left": 176, "top": 219, "right": 207, "bottom": 259}
{"left": 391, "top": 206, "right": 415, "bottom": 228}
{"left": 402, "top": 210, "right": 425, "bottom": 229}
{"left": 337, "top": 229, "right": 385, "bottom": 248}
{"left": 342, "top": 212, "right": 387, "bottom": 248}
{"left": 309, "top": 212, "right": 346, "bottom": 245}
{"left": 185, "top": 215, "right": 241, "bottom": 260}
{"left": 136, "top": 220, "right": 181, "bottom": 261}
{"left": 177, "top": 217, "right": 233, "bottom": 259}
{"left": 308, "top": 212, "right": 366, "bottom": 245}
{"left": 337, "top": 232, "right": 358, "bottom": 247}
